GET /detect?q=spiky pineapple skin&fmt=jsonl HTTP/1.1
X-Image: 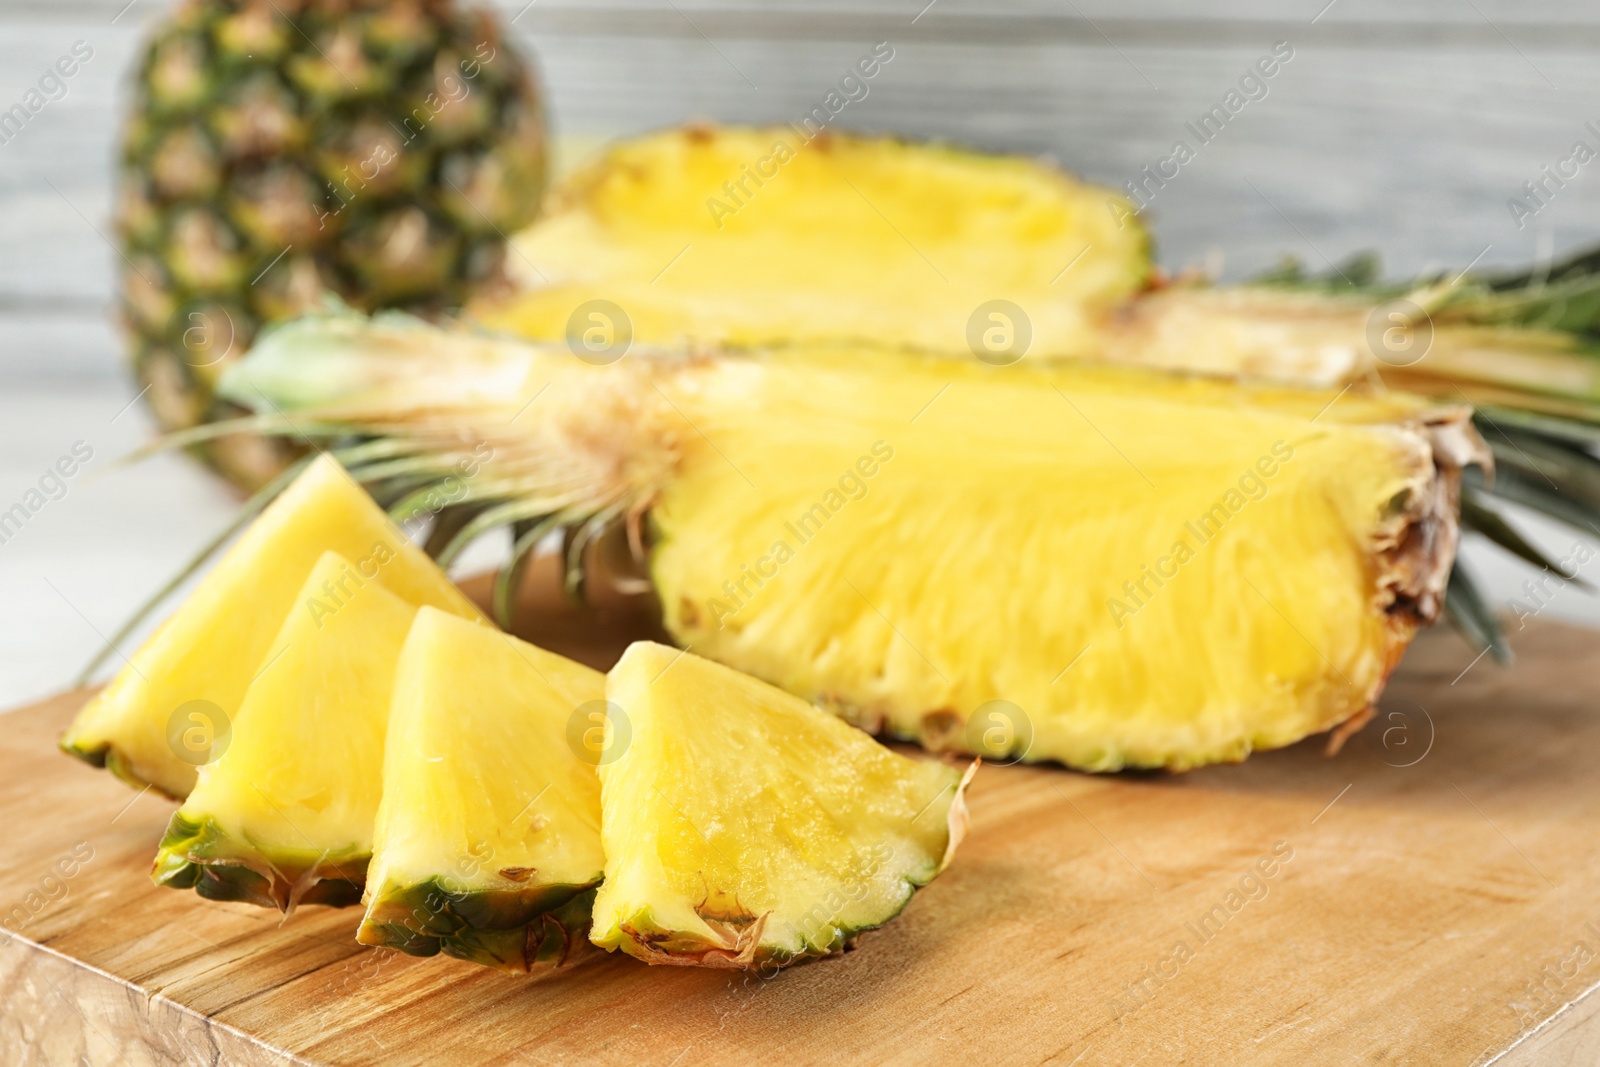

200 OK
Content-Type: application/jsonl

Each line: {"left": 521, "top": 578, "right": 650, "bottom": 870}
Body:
{"left": 358, "top": 883, "right": 597, "bottom": 972}
{"left": 117, "top": 0, "right": 546, "bottom": 489}
{"left": 153, "top": 811, "right": 366, "bottom": 909}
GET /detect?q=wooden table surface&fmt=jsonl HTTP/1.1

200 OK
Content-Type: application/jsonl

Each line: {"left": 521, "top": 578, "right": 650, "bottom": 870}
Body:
{"left": 4, "top": 613, "right": 1600, "bottom": 1066}
{"left": 3, "top": 5, "right": 1600, "bottom": 1064}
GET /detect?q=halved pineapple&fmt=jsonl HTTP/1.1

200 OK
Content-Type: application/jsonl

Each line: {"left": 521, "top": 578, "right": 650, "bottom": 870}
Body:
{"left": 224, "top": 319, "right": 1485, "bottom": 771}
{"left": 358, "top": 608, "right": 606, "bottom": 972}
{"left": 153, "top": 551, "right": 416, "bottom": 909}
{"left": 472, "top": 125, "right": 1148, "bottom": 357}
{"left": 62, "top": 453, "right": 481, "bottom": 799}
{"left": 591, "top": 642, "right": 973, "bottom": 970}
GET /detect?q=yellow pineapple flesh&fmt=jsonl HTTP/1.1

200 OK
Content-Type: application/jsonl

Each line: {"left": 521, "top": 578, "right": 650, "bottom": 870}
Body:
{"left": 359, "top": 607, "right": 605, "bottom": 972}
{"left": 472, "top": 125, "right": 1148, "bottom": 357}
{"left": 591, "top": 642, "right": 971, "bottom": 969}
{"left": 646, "top": 350, "right": 1476, "bottom": 769}
{"left": 61, "top": 453, "right": 481, "bottom": 799}
{"left": 153, "top": 550, "right": 416, "bottom": 909}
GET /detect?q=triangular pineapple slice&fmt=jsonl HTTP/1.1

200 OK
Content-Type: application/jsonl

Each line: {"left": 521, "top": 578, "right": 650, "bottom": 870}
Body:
{"left": 592, "top": 641, "right": 973, "bottom": 969}
{"left": 62, "top": 453, "right": 481, "bottom": 798}
{"left": 358, "top": 608, "right": 606, "bottom": 972}
{"left": 152, "top": 551, "right": 417, "bottom": 910}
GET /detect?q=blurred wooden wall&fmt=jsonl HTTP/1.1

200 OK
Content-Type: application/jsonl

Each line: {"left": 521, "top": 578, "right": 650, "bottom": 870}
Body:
{"left": 3, "top": 0, "right": 1598, "bottom": 381}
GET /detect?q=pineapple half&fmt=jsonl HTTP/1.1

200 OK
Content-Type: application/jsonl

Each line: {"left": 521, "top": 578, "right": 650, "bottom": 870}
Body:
{"left": 154, "top": 551, "right": 416, "bottom": 909}
{"left": 473, "top": 123, "right": 1600, "bottom": 413}
{"left": 471, "top": 125, "right": 1149, "bottom": 357}
{"left": 61, "top": 453, "right": 481, "bottom": 799}
{"left": 222, "top": 315, "right": 1487, "bottom": 771}
{"left": 358, "top": 607, "right": 605, "bottom": 972}
{"left": 592, "top": 642, "right": 972, "bottom": 969}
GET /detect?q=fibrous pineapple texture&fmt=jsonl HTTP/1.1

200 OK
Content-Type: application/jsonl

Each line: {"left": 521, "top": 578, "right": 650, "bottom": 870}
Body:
{"left": 359, "top": 608, "right": 605, "bottom": 972}
{"left": 153, "top": 551, "right": 417, "bottom": 909}
{"left": 61, "top": 453, "right": 481, "bottom": 799}
{"left": 224, "top": 314, "right": 1486, "bottom": 771}
{"left": 118, "top": 0, "right": 547, "bottom": 487}
{"left": 472, "top": 125, "right": 1149, "bottom": 356}
{"left": 591, "top": 642, "right": 971, "bottom": 969}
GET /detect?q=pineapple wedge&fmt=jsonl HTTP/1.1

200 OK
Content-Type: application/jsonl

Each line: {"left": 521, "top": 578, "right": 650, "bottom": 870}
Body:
{"left": 62, "top": 453, "right": 481, "bottom": 799}
{"left": 591, "top": 642, "right": 973, "bottom": 970}
{"left": 153, "top": 551, "right": 416, "bottom": 909}
{"left": 358, "top": 608, "right": 606, "bottom": 972}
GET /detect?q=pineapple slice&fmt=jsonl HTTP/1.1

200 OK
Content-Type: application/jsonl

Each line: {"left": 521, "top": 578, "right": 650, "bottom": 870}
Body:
{"left": 62, "top": 453, "right": 481, "bottom": 798}
{"left": 473, "top": 125, "right": 1148, "bottom": 357}
{"left": 358, "top": 608, "right": 606, "bottom": 972}
{"left": 152, "top": 551, "right": 417, "bottom": 909}
{"left": 591, "top": 642, "right": 973, "bottom": 970}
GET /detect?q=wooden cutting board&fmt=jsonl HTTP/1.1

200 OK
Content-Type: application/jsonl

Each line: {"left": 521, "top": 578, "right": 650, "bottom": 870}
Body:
{"left": 4, "top": 600, "right": 1600, "bottom": 1065}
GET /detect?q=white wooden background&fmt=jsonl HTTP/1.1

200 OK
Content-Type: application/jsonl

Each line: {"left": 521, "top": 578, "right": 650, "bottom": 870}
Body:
{"left": 3, "top": 0, "right": 1600, "bottom": 708}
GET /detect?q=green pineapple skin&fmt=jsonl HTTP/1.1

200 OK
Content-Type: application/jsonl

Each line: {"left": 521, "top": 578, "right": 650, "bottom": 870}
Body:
{"left": 152, "top": 810, "right": 367, "bottom": 910}
{"left": 358, "top": 881, "right": 598, "bottom": 973}
{"left": 117, "top": 0, "right": 547, "bottom": 490}
{"left": 59, "top": 736, "right": 190, "bottom": 801}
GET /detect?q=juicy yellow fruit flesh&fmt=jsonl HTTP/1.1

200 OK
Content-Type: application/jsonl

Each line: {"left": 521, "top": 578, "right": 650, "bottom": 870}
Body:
{"left": 363, "top": 607, "right": 605, "bottom": 930}
{"left": 649, "top": 349, "right": 1442, "bottom": 771}
{"left": 475, "top": 125, "right": 1148, "bottom": 356}
{"left": 226, "top": 311, "right": 1465, "bottom": 772}
{"left": 592, "top": 642, "right": 968, "bottom": 968}
{"left": 158, "top": 551, "right": 416, "bottom": 903}
{"left": 61, "top": 453, "right": 482, "bottom": 798}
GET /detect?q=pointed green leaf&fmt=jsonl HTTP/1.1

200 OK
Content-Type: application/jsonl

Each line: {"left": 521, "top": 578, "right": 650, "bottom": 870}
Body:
{"left": 1444, "top": 562, "right": 1512, "bottom": 666}
{"left": 1460, "top": 488, "right": 1592, "bottom": 589}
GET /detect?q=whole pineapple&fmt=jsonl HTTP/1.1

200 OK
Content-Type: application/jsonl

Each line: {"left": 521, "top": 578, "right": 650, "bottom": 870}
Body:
{"left": 116, "top": 0, "right": 546, "bottom": 489}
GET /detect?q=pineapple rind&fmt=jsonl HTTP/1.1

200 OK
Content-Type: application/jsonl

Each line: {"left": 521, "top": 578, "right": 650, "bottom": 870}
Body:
{"left": 597, "top": 866, "right": 940, "bottom": 970}
{"left": 152, "top": 811, "right": 364, "bottom": 909}
{"left": 63, "top": 736, "right": 181, "bottom": 801}
{"left": 358, "top": 883, "right": 596, "bottom": 973}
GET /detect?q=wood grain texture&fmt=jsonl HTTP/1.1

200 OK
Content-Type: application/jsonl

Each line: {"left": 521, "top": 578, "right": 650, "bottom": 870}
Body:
{"left": 4, "top": 616, "right": 1600, "bottom": 1066}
